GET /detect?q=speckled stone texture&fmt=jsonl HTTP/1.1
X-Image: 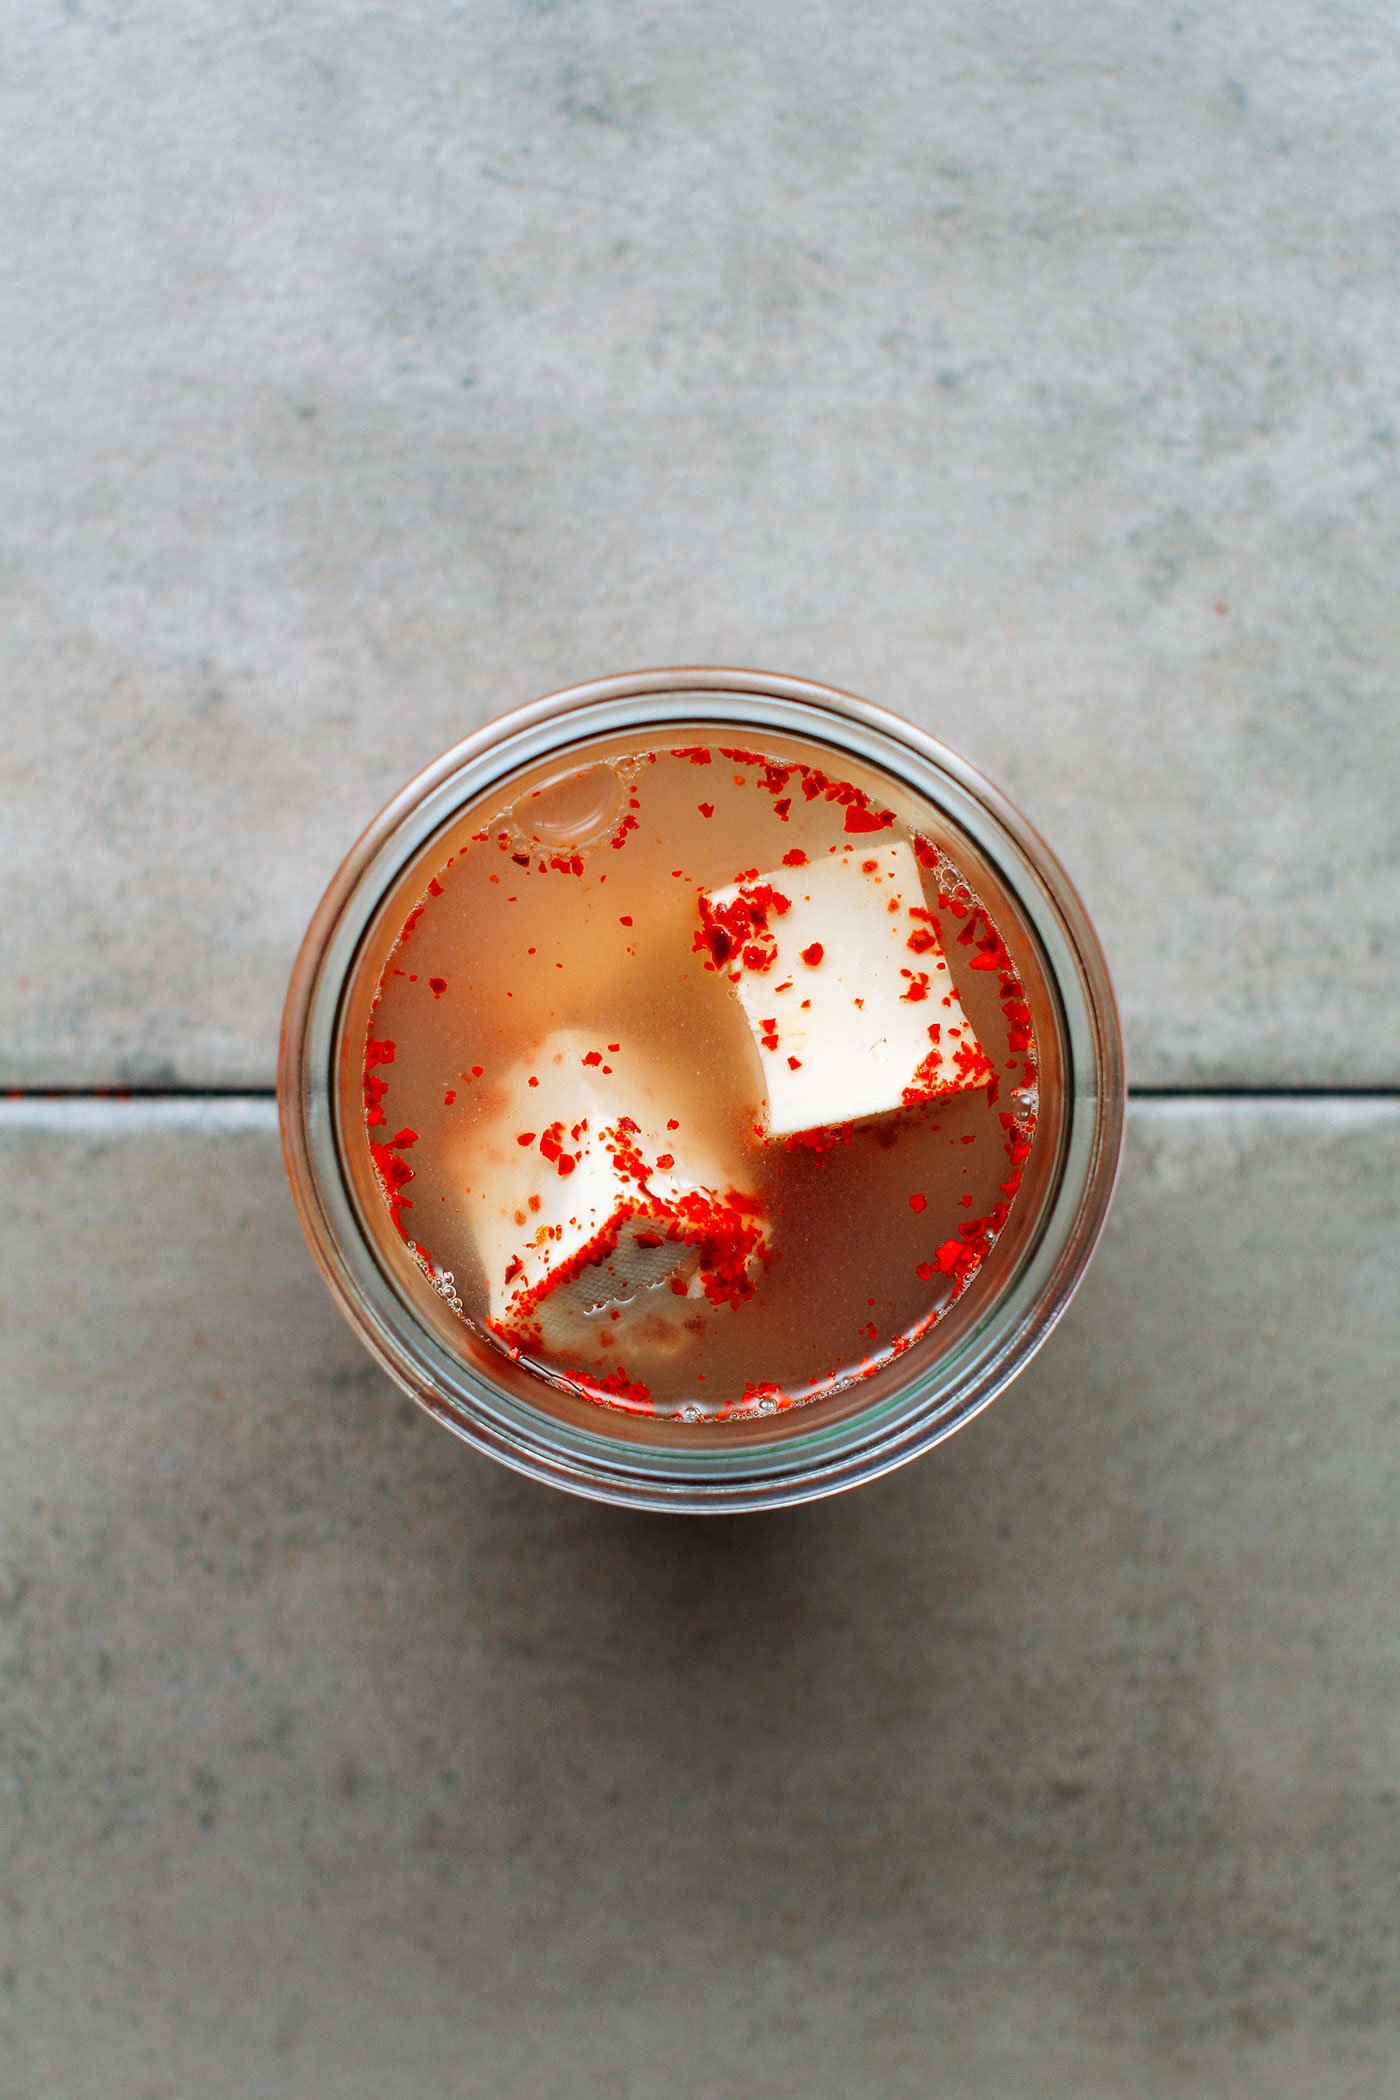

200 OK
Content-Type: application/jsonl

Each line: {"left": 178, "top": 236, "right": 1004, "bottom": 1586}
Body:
{"left": 3, "top": 1, "right": 1399, "bottom": 1087}
{"left": 1, "top": 1097, "right": 1397, "bottom": 2098}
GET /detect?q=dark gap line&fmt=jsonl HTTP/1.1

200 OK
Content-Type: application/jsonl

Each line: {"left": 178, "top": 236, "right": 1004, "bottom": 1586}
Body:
{"left": 1130, "top": 1084, "right": 1400, "bottom": 1101}
{"left": 4, "top": 1085, "right": 280, "bottom": 1100}
{"left": 4, "top": 1085, "right": 1400, "bottom": 1103}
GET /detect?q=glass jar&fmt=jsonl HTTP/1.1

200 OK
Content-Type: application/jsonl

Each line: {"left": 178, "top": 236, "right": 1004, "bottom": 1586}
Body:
{"left": 279, "top": 668, "right": 1124, "bottom": 1511}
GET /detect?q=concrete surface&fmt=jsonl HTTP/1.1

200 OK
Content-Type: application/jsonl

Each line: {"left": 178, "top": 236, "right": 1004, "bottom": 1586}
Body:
{"left": 2, "top": 1095, "right": 1398, "bottom": 2098}
{"left": 4, "top": 2, "right": 1400, "bottom": 1087}
{"left": 5, "top": 7, "right": 1399, "bottom": 2095}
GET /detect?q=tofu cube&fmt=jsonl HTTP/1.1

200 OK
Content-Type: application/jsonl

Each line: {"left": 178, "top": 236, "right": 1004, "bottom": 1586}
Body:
{"left": 456, "top": 1030, "right": 768, "bottom": 1354}
{"left": 697, "top": 840, "right": 994, "bottom": 1136}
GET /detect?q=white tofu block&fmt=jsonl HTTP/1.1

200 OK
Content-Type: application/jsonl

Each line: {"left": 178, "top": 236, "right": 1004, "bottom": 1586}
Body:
{"left": 456, "top": 1029, "right": 767, "bottom": 1353}
{"left": 699, "top": 840, "right": 994, "bottom": 1137}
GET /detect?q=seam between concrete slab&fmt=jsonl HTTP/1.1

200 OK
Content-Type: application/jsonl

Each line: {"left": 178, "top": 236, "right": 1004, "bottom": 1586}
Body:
{"left": 6, "top": 1086, "right": 1400, "bottom": 1104}
{"left": 4, "top": 1095, "right": 1400, "bottom": 1145}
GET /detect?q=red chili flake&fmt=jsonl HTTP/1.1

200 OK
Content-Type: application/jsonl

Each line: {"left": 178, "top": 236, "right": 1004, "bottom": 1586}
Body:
{"left": 672, "top": 746, "right": 713, "bottom": 764}
{"left": 428, "top": 977, "right": 447, "bottom": 998}
{"left": 516, "top": 1132, "right": 536, "bottom": 1146}
{"left": 907, "top": 928, "right": 938, "bottom": 954}
{"left": 783, "top": 1121, "right": 854, "bottom": 1158}
{"left": 800, "top": 942, "right": 824, "bottom": 967}
{"left": 369, "top": 1134, "right": 416, "bottom": 1236}
{"left": 365, "top": 1037, "right": 396, "bottom": 1069}
{"left": 698, "top": 802, "right": 715, "bottom": 818}
{"left": 782, "top": 847, "right": 808, "bottom": 867}
{"left": 399, "top": 903, "right": 426, "bottom": 941}
{"left": 859, "top": 1321, "right": 878, "bottom": 1342}
{"left": 619, "top": 915, "right": 633, "bottom": 926}
{"left": 428, "top": 877, "right": 444, "bottom": 897}
{"left": 787, "top": 1055, "right": 802, "bottom": 1070}
{"left": 667, "top": 1117, "right": 680, "bottom": 1130}
{"left": 656, "top": 1153, "right": 675, "bottom": 1170}
{"left": 558, "top": 1155, "right": 577, "bottom": 1176}
{"left": 472, "top": 1064, "right": 484, "bottom": 1077}
{"left": 844, "top": 803, "right": 894, "bottom": 834}
{"left": 444, "top": 1088, "right": 456, "bottom": 1105}
{"left": 582, "top": 1051, "right": 603, "bottom": 1067}
{"left": 694, "top": 877, "right": 790, "bottom": 974}
{"left": 909, "top": 1193, "right": 927, "bottom": 1212}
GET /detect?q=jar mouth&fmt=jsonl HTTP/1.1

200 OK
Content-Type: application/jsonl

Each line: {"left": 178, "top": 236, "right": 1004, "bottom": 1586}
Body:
{"left": 279, "top": 667, "right": 1125, "bottom": 1512}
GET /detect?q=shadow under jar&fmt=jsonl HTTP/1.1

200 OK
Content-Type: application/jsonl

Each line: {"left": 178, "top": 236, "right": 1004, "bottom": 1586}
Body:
{"left": 280, "top": 668, "right": 1124, "bottom": 1512}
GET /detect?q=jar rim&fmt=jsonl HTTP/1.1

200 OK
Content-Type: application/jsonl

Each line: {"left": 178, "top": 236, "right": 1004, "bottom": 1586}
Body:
{"left": 279, "top": 667, "right": 1125, "bottom": 1511}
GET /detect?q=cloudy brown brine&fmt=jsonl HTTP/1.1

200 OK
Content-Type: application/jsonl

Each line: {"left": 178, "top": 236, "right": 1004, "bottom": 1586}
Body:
{"left": 357, "top": 738, "right": 1040, "bottom": 1422}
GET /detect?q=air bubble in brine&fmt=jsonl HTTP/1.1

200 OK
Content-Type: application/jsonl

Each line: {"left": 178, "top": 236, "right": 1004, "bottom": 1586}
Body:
{"left": 508, "top": 762, "right": 624, "bottom": 858}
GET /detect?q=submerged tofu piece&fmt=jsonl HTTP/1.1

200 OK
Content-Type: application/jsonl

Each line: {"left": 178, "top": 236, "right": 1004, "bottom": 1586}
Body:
{"left": 456, "top": 1029, "right": 767, "bottom": 1355}
{"left": 697, "top": 840, "right": 995, "bottom": 1137}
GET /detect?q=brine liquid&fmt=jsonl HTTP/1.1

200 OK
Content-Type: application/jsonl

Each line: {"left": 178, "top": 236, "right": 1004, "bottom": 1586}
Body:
{"left": 352, "top": 734, "right": 1044, "bottom": 1422}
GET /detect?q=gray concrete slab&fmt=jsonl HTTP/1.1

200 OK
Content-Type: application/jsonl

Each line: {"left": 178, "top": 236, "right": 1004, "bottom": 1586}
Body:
{"left": 3, "top": 3, "right": 1398, "bottom": 1088}
{"left": 1, "top": 1094, "right": 1398, "bottom": 2096}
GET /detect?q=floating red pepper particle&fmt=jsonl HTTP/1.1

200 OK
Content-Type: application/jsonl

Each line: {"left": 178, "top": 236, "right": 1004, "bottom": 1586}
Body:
{"left": 787, "top": 1054, "right": 802, "bottom": 1070}
{"left": 843, "top": 803, "right": 894, "bottom": 834}
{"left": 699, "top": 802, "right": 715, "bottom": 818}
{"left": 656, "top": 1153, "right": 675, "bottom": 1171}
{"left": 517, "top": 1132, "right": 536, "bottom": 1146}
{"left": 782, "top": 847, "right": 808, "bottom": 867}
{"left": 619, "top": 914, "right": 633, "bottom": 926}
{"left": 800, "top": 942, "right": 824, "bottom": 966}
{"left": 428, "top": 977, "right": 447, "bottom": 998}
{"left": 909, "top": 1193, "right": 927, "bottom": 1212}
